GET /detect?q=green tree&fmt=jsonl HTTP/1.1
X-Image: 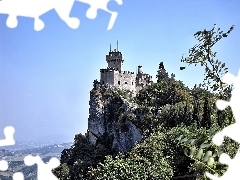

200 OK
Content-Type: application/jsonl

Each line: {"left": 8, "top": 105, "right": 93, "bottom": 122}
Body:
{"left": 136, "top": 73, "right": 190, "bottom": 108}
{"left": 87, "top": 127, "right": 173, "bottom": 180}
{"left": 53, "top": 133, "right": 117, "bottom": 180}
{"left": 181, "top": 24, "right": 234, "bottom": 99}
{"left": 177, "top": 24, "right": 239, "bottom": 179}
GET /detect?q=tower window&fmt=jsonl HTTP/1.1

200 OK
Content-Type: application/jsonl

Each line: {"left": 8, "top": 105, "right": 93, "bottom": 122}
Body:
{"left": 132, "top": 82, "right": 133, "bottom": 85}
{"left": 118, "top": 81, "right": 120, "bottom": 85}
{"left": 102, "top": 81, "right": 104, "bottom": 84}
{"left": 125, "top": 82, "right": 127, "bottom": 84}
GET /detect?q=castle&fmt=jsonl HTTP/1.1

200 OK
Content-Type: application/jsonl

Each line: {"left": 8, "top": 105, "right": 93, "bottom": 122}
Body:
{"left": 93, "top": 43, "right": 153, "bottom": 94}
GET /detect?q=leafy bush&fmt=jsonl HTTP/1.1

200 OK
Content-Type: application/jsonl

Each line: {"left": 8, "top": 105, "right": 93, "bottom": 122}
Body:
{"left": 87, "top": 128, "right": 173, "bottom": 180}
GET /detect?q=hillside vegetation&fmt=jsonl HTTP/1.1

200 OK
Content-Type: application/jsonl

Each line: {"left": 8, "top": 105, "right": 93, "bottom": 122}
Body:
{"left": 53, "top": 25, "right": 238, "bottom": 180}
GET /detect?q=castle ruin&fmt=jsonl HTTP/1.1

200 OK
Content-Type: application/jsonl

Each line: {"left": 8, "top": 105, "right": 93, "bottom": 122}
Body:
{"left": 93, "top": 43, "right": 153, "bottom": 94}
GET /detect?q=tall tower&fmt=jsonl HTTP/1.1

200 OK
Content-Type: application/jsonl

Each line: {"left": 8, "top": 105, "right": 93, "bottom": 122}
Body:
{"left": 106, "top": 41, "right": 124, "bottom": 71}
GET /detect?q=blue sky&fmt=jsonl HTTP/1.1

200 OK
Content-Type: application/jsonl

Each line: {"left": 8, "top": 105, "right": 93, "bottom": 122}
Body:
{"left": 0, "top": 0, "right": 240, "bottom": 142}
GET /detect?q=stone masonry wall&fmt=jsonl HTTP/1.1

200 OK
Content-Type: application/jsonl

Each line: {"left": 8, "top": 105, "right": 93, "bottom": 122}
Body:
{"left": 114, "top": 71, "right": 136, "bottom": 92}
{"left": 100, "top": 69, "right": 136, "bottom": 93}
{"left": 100, "top": 69, "right": 114, "bottom": 85}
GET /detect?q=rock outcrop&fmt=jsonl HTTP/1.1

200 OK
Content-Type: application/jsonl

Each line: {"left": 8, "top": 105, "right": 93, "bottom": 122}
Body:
{"left": 87, "top": 84, "right": 142, "bottom": 153}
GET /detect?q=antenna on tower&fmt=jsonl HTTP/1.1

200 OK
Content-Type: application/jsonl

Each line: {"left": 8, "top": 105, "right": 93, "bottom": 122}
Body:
{"left": 117, "top": 40, "right": 118, "bottom": 51}
{"left": 110, "top": 44, "right": 111, "bottom": 52}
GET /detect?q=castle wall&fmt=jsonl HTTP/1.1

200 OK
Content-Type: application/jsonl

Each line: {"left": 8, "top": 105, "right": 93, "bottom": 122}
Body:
{"left": 136, "top": 73, "right": 153, "bottom": 93}
{"left": 100, "top": 69, "right": 136, "bottom": 92}
{"left": 99, "top": 49, "right": 154, "bottom": 95}
{"left": 114, "top": 71, "right": 136, "bottom": 92}
{"left": 100, "top": 69, "right": 114, "bottom": 85}
{"left": 100, "top": 69, "right": 153, "bottom": 94}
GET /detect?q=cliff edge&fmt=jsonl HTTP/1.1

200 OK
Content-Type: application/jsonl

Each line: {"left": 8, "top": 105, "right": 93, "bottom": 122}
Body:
{"left": 87, "top": 83, "right": 142, "bottom": 153}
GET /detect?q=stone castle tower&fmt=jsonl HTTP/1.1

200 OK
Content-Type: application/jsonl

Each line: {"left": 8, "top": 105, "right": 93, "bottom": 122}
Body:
{"left": 94, "top": 42, "right": 153, "bottom": 94}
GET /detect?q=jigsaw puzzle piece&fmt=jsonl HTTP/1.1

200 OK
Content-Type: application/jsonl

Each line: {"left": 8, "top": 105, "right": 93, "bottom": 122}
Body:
{"left": 54, "top": 0, "right": 80, "bottom": 29}
{"left": 24, "top": 155, "right": 60, "bottom": 180}
{"left": 216, "top": 100, "right": 229, "bottom": 111}
{"left": 205, "top": 172, "right": 220, "bottom": 180}
{"left": 206, "top": 70, "right": 240, "bottom": 180}
{"left": 0, "top": 0, "right": 53, "bottom": 31}
{"left": 212, "top": 71, "right": 240, "bottom": 146}
{"left": 0, "top": 126, "right": 15, "bottom": 147}
{"left": 222, "top": 72, "right": 237, "bottom": 85}
{"left": 76, "top": 0, "right": 123, "bottom": 30}
{"left": 33, "top": 17, "right": 45, "bottom": 31}
{"left": 222, "top": 71, "right": 240, "bottom": 120}
{"left": 6, "top": 15, "right": 18, "bottom": 28}
{"left": 0, "top": 160, "right": 8, "bottom": 171}
{"left": 206, "top": 150, "right": 240, "bottom": 179}
{"left": 0, "top": 0, "right": 80, "bottom": 31}
{"left": 13, "top": 172, "right": 24, "bottom": 180}
{"left": 212, "top": 122, "right": 240, "bottom": 146}
{"left": 107, "top": 11, "right": 118, "bottom": 31}
{"left": 0, "top": 126, "right": 15, "bottom": 174}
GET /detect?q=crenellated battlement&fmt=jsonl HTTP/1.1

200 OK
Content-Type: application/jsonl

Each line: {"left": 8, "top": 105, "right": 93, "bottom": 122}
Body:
{"left": 97, "top": 43, "right": 153, "bottom": 94}
{"left": 122, "top": 71, "right": 134, "bottom": 74}
{"left": 106, "top": 53, "right": 123, "bottom": 59}
{"left": 100, "top": 68, "right": 116, "bottom": 73}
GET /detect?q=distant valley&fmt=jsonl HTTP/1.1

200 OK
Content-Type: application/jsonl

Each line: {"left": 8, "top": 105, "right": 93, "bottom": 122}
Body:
{"left": 0, "top": 141, "right": 72, "bottom": 180}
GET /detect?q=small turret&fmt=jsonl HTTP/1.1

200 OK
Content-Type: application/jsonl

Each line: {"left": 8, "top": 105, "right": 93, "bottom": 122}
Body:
{"left": 106, "top": 41, "right": 124, "bottom": 71}
{"left": 138, "top": 65, "right": 143, "bottom": 74}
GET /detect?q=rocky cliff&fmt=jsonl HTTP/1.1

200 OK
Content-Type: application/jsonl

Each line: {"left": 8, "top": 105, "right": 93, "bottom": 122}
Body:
{"left": 87, "top": 83, "right": 142, "bottom": 153}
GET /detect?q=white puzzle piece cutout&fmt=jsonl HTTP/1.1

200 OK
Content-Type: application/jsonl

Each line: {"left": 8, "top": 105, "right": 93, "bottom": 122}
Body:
{"left": 0, "top": 0, "right": 79, "bottom": 31}
{"left": 13, "top": 172, "right": 24, "bottom": 180}
{"left": 24, "top": 155, "right": 60, "bottom": 180}
{"left": 0, "top": 126, "right": 15, "bottom": 175}
{"left": 0, "top": 0, "right": 123, "bottom": 30}
{"left": 76, "top": 0, "right": 123, "bottom": 30}
{"left": 206, "top": 150, "right": 240, "bottom": 180}
{"left": 0, "top": 126, "right": 15, "bottom": 146}
{"left": 206, "top": 69, "right": 240, "bottom": 179}
{"left": 0, "top": 159, "right": 8, "bottom": 171}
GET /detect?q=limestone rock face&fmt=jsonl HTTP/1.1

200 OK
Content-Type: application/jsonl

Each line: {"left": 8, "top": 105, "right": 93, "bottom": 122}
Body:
{"left": 87, "top": 84, "right": 142, "bottom": 153}
{"left": 88, "top": 91, "right": 106, "bottom": 145}
{"left": 112, "top": 120, "right": 141, "bottom": 152}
